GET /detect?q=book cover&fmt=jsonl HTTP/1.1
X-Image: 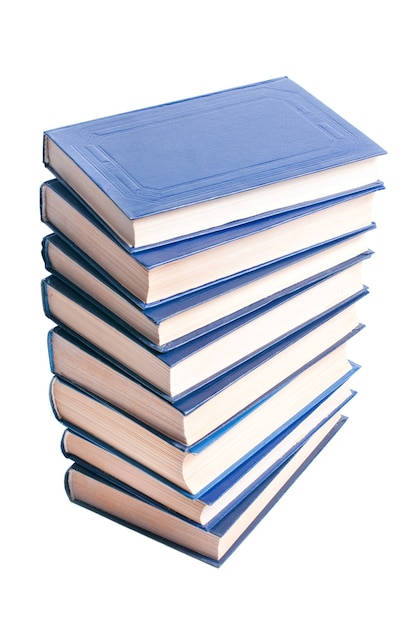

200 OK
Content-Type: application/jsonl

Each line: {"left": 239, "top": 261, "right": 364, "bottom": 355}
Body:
{"left": 42, "top": 230, "right": 373, "bottom": 352}
{"left": 40, "top": 178, "right": 381, "bottom": 303}
{"left": 41, "top": 259, "right": 366, "bottom": 397}
{"left": 64, "top": 412, "right": 349, "bottom": 566}
{"left": 43, "top": 77, "right": 386, "bottom": 248}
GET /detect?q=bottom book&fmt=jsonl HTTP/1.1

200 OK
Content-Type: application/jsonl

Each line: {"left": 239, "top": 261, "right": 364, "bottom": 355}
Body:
{"left": 65, "top": 411, "right": 348, "bottom": 567}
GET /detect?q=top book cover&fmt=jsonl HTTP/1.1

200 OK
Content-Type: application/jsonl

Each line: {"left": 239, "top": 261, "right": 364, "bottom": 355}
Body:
{"left": 43, "top": 77, "right": 386, "bottom": 249}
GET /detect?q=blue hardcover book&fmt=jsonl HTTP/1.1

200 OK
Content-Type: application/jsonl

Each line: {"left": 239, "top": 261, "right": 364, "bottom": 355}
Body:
{"left": 47, "top": 290, "right": 365, "bottom": 446}
{"left": 64, "top": 411, "right": 349, "bottom": 566}
{"left": 61, "top": 378, "right": 356, "bottom": 527}
{"left": 42, "top": 254, "right": 366, "bottom": 397}
{"left": 43, "top": 76, "right": 386, "bottom": 249}
{"left": 40, "top": 178, "right": 381, "bottom": 304}
{"left": 50, "top": 343, "right": 358, "bottom": 495}
{"left": 42, "top": 230, "right": 374, "bottom": 351}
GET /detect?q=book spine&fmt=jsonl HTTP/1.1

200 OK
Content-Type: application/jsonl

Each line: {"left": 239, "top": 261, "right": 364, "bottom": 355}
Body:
{"left": 41, "top": 235, "right": 52, "bottom": 273}
{"left": 46, "top": 329, "right": 56, "bottom": 376}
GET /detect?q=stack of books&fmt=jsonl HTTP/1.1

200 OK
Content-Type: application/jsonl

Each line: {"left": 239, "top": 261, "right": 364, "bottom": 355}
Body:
{"left": 40, "top": 77, "right": 386, "bottom": 566}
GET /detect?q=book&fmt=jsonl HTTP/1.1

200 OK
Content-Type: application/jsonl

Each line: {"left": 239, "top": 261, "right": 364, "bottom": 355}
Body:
{"left": 65, "top": 411, "right": 349, "bottom": 566}
{"left": 43, "top": 76, "right": 386, "bottom": 249}
{"left": 50, "top": 343, "right": 357, "bottom": 495}
{"left": 48, "top": 293, "right": 364, "bottom": 446}
{"left": 61, "top": 380, "right": 355, "bottom": 526}
{"left": 42, "top": 230, "right": 374, "bottom": 350}
{"left": 42, "top": 259, "right": 365, "bottom": 397}
{"left": 40, "top": 178, "right": 381, "bottom": 304}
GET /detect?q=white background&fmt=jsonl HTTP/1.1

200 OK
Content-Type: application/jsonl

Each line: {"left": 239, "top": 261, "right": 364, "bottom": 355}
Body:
{"left": 2, "top": 2, "right": 414, "bottom": 624}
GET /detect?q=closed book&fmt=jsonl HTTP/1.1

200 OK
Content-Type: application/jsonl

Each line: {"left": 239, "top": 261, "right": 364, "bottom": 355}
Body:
{"left": 41, "top": 260, "right": 366, "bottom": 398}
{"left": 65, "top": 411, "right": 349, "bottom": 566}
{"left": 43, "top": 76, "right": 386, "bottom": 248}
{"left": 61, "top": 380, "right": 355, "bottom": 527}
{"left": 40, "top": 178, "right": 380, "bottom": 304}
{"left": 42, "top": 230, "right": 373, "bottom": 350}
{"left": 50, "top": 343, "right": 357, "bottom": 495}
{"left": 48, "top": 293, "right": 364, "bottom": 445}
